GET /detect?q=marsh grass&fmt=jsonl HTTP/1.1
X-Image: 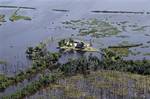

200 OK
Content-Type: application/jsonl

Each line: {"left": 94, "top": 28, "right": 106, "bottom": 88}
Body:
{"left": 107, "top": 47, "right": 131, "bottom": 57}
{"left": 0, "top": 14, "right": 6, "bottom": 25}
{"left": 2, "top": 41, "right": 150, "bottom": 98}
{"left": 143, "top": 53, "right": 150, "bottom": 56}
{"left": 0, "top": 43, "right": 61, "bottom": 90}
{"left": 9, "top": 8, "right": 31, "bottom": 22}
{"left": 0, "top": 74, "right": 13, "bottom": 91}
{"left": 62, "top": 18, "right": 121, "bottom": 38}
{"left": 29, "top": 70, "right": 150, "bottom": 98}
{"left": 0, "top": 6, "right": 36, "bottom": 10}
{"left": 63, "top": 84, "right": 83, "bottom": 98}
{"left": 0, "top": 60, "right": 8, "bottom": 65}
{"left": 52, "top": 9, "right": 69, "bottom": 12}
{"left": 132, "top": 26, "right": 150, "bottom": 32}
{"left": 2, "top": 71, "right": 63, "bottom": 99}
{"left": 10, "top": 14, "right": 31, "bottom": 22}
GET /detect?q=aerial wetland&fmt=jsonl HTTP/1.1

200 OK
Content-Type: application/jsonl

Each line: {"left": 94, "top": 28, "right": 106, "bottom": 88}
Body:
{"left": 1, "top": 0, "right": 150, "bottom": 99}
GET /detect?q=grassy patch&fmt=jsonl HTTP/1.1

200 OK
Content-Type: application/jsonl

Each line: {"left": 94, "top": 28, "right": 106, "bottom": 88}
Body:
{"left": 52, "top": 9, "right": 69, "bottom": 12}
{"left": 107, "top": 47, "right": 131, "bottom": 57}
{"left": 64, "top": 84, "right": 83, "bottom": 98}
{"left": 62, "top": 18, "right": 121, "bottom": 38}
{"left": 9, "top": 13, "right": 31, "bottom": 22}
{"left": 0, "top": 14, "right": 6, "bottom": 25}
{"left": 143, "top": 53, "right": 150, "bottom": 56}
{"left": 92, "top": 80, "right": 113, "bottom": 89}
{"left": 9, "top": 9, "right": 31, "bottom": 22}
{"left": 2, "top": 71, "right": 63, "bottom": 99}
{"left": 51, "top": 70, "right": 150, "bottom": 98}
{"left": 0, "top": 60, "right": 8, "bottom": 65}
{"left": 0, "top": 6, "right": 35, "bottom": 10}
{"left": 10, "top": 14, "right": 31, "bottom": 22}
{"left": 0, "top": 74, "right": 13, "bottom": 91}
{"left": 132, "top": 26, "right": 150, "bottom": 32}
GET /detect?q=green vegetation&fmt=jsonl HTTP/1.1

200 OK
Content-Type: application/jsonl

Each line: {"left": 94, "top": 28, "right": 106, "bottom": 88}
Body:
{"left": 10, "top": 14, "right": 31, "bottom": 22}
{"left": 0, "top": 6, "right": 36, "bottom": 10}
{"left": 101, "top": 48, "right": 150, "bottom": 75}
{"left": 0, "top": 14, "right": 5, "bottom": 25}
{"left": 132, "top": 26, "right": 150, "bottom": 32}
{"left": 58, "top": 38, "right": 74, "bottom": 47}
{"left": 143, "top": 53, "right": 150, "bottom": 56}
{"left": 91, "top": 10, "right": 144, "bottom": 14}
{"left": 2, "top": 71, "right": 63, "bottom": 99}
{"left": 38, "top": 70, "right": 150, "bottom": 99}
{"left": 26, "top": 42, "right": 61, "bottom": 61}
{"left": 62, "top": 18, "right": 121, "bottom": 38}
{"left": 52, "top": 9, "right": 69, "bottom": 12}
{"left": 59, "top": 54, "right": 100, "bottom": 76}
{"left": 114, "top": 41, "right": 143, "bottom": 48}
{"left": 63, "top": 84, "right": 84, "bottom": 98}
{"left": 116, "top": 21, "right": 150, "bottom": 33}
{"left": 1, "top": 7, "right": 33, "bottom": 25}
{"left": 9, "top": 8, "right": 31, "bottom": 22}
{"left": 0, "top": 15, "right": 5, "bottom": 22}
{"left": 106, "top": 42, "right": 144, "bottom": 57}
{"left": 90, "top": 70, "right": 150, "bottom": 97}
{"left": 0, "top": 43, "right": 61, "bottom": 90}
{"left": 0, "top": 74, "right": 12, "bottom": 91}
{"left": 109, "top": 43, "right": 143, "bottom": 48}
{"left": 0, "top": 60, "right": 8, "bottom": 65}
{"left": 2, "top": 40, "right": 150, "bottom": 98}
{"left": 107, "top": 47, "right": 130, "bottom": 56}
{"left": 58, "top": 38, "right": 98, "bottom": 52}
{"left": 59, "top": 47, "right": 150, "bottom": 75}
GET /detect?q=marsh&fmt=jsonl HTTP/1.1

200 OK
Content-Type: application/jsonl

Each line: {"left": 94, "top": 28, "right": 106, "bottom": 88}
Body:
{"left": 0, "top": 0, "right": 150, "bottom": 99}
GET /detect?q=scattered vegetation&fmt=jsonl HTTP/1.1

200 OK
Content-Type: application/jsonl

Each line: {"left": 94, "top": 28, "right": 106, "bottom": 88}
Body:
{"left": 58, "top": 38, "right": 74, "bottom": 47}
{"left": 59, "top": 54, "right": 100, "bottom": 76}
{"left": 52, "top": 9, "right": 69, "bottom": 12}
{"left": 0, "top": 6, "right": 36, "bottom": 10}
{"left": 0, "top": 14, "right": 6, "bottom": 25}
{"left": 143, "top": 53, "right": 150, "bottom": 56}
{"left": 0, "top": 43, "right": 61, "bottom": 91}
{"left": 62, "top": 18, "right": 121, "bottom": 38}
{"left": 2, "top": 71, "right": 63, "bottom": 99}
{"left": 0, "top": 60, "right": 8, "bottom": 65}
{"left": 106, "top": 47, "right": 130, "bottom": 57}
{"left": 1, "top": 3, "right": 150, "bottom": 98}
{"left": 9, "top": 8, "right": 31, "bottom": 22}
{"left": 109, "top": 41, "right": 143, "bottom": 48}
{"left": 59, "top": 47, "right": 150, "bottom": 75}
{"left": 105, "top": 42, "right": 144, "bottom": 57}
{"left": 2, "top": 40, "right": 150, "bottom": 98}
{"left": 0, "top": 74, "right": 12, "bottom": 91}
{"left": 132, "top": 26, "right": 150, "bottom": 32}
{"left": 102, "top": 48, "right": 150, "bottom": 75}
{"left": 91, "top": 10, "right": 144, "bottom": 14}
{"left": 29, "top": 70, "right": 150, "bottom": 99}
{"left": 108, "top": 43, "right": 143, "bottom": 48}
{"left": 63, "top": 84, "right": 83, "bottom": 98}
{"left": 116, "top": 21, "right": 150, "bottom": 33}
